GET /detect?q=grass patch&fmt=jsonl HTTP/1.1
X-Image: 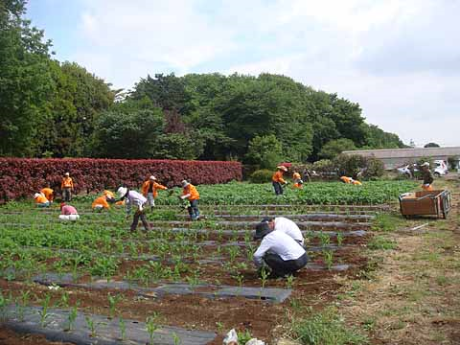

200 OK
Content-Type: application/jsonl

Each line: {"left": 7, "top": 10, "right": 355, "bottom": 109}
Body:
{"left": 371, "top": 213, "right": 405, "bottom": 232}
{"left": 290, "top": 307, "right": 368, "bottom": 345}
{"left": 367, "top": 236, "right": 397, "bottom": 250}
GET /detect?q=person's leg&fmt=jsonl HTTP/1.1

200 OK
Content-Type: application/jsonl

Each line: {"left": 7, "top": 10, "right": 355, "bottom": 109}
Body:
{"left": 190, "top": 200, "right": 199, "bottom": 220}
{"left": 130, "top": 212, "right": 140, "bottom": 231}
{"left": 140, "top": 211, "right": 150, "bottom": 231}
{"left": 68, "top": 189, "right": 72, "bottom": 201}
{"left": 147, "top": 193, "right": 154, "bottom": 208}
{"left": 263, "top": 253, "right": 290, "bottom": 277}
{"left": 63, "top": 189, "right": 68, "bottom": 202}
{"left": 272, "top": 182, "right": 280, "bottom": 195}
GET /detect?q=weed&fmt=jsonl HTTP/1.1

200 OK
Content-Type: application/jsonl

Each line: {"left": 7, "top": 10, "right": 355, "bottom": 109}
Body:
{"left": 290, "top": 307, "right": 367, "bottom": 345}
{"left": 368, "top": 236, "right": 396, "bottom": 250}
{"left": 371, "top": 213, "right": 403, "bottom": 232}
{"left": 237, "top": 329, "right": 253, "bottom": 344}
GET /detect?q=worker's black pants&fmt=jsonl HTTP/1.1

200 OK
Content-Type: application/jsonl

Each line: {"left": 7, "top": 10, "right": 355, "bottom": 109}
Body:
{"left": 130, "top": 210, "right": 150, "bottom": 231}
{"left": 263, "top": 252, "right": 308, "bottom": 278}
{"left": 187, "top": 200, "right": 200, "bottom": 220}
{"left": 63, "top": 188, "right": 72, "bottom": 202}
{"left": 272, "top": 182, "right": 283, "bottom": 195}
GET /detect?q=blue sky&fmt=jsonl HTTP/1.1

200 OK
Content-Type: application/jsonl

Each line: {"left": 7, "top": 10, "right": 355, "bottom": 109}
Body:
{"left": 27, "top": 0, "right": 460, "bottom": 147}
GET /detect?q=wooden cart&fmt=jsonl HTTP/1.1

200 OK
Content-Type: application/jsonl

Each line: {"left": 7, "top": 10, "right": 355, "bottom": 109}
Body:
{"left": 399, "top": 190, "right": 451, "bottom": 219}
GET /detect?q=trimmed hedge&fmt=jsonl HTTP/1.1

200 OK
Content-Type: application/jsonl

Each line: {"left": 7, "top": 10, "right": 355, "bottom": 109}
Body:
{"left": 0, "top": 158, "right": 242, "bottom": 203}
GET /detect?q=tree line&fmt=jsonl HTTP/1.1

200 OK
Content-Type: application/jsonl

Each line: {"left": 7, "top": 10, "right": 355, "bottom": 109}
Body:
{"left": 0, "top": 1, "right": 405, "bottom": 165}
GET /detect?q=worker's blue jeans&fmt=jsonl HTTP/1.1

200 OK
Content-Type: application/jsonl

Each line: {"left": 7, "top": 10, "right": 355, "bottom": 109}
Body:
{"left": 187, "top": 200, "right": 200, "bottom": 220}
{"left": 272, "top": 182, "right": 283, "bottom": 195}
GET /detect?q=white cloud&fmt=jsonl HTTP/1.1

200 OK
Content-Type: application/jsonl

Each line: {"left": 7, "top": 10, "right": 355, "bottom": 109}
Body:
{"left": 70, "top": 0, "right": 460, "bottom": 146}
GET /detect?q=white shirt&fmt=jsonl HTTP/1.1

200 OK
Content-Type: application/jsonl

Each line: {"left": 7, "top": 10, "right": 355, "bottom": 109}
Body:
{"left": 253, "top": 231, "right": 306, "bottom": 268}
{"left": 125, "top": 190, "right": 147, "bottom": 214}
{"left": 274, "top": 217, "right": 304, "bottom": 245}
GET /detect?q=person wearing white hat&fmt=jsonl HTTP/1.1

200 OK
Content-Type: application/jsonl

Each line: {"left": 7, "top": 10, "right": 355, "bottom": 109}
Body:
{"left": 141, "top": 175, "right": 168, "bottom": 209}
{"left": 180, "top": 180, "right": 200, "bottom": 220}
{"left": 61, "top": 172, "right": 74, "bottom": 202}
{"left": 420, "top": 162, "right": 434, "bottom": 191}
{"left": 117, "top": 186, "right": 150, "bottom": 231}
{"left": 272, "top": 166, "right": 288, "bottom": 196}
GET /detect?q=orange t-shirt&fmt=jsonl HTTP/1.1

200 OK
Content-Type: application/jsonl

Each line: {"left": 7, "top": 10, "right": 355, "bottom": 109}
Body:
{"left": 35, "top": 195, "right": 48, "bottom": 204}
{"left": 183, "top": 184, "right": 200, "bottom": 201}
{"left": 272, "top": 171, "right": 286, "bottom": 183}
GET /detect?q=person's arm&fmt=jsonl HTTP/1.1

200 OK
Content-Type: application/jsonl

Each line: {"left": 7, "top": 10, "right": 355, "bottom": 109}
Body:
{"left": 253, "top": 238, "right": 272, "bottom": 268}
{"left": 70, "top": 179, "right": 74, "bottom": 190}
{"left": 155, "top": 183, "right": 168, "bottom": 190}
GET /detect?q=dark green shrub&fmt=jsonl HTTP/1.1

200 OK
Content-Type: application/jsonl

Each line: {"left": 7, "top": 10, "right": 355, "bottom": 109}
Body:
{"left": 250, "top": 169, "right": 273, "bottom": 183}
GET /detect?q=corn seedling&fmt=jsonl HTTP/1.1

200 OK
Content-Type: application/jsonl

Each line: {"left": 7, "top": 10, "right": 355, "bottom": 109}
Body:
{"left": 85, "top": 315, "right": 99, "bottom": 337}
{"left": 337, "top": 232, "right": 344, "bottom": 246}
{"left": 38, "top": 293, "right": 52, "bottom": 327}
{"left": 260, "top": 267, "right": 269, "bottom": 288}
{"left": 66, "top": 305, "right": 78, "bottom": 332}
{"left": 286, "top": 275, "right": 295, "bottom": 289}
{"left": 16, "top": 290, "right": 30, "bottom": 322}
{"left": 323, "top": 250, "right": 334, "bottom": 270}
{"left": 119, "top": 317, "right": 127, "bottom": 340}
{"left": 108, "top": 293, "right": 121, "bottom": 319}
{"left": 172, "top": 332, "right": 182, "bottom": 345}
{"left": 146, "top": 313, "right": 161, "bottom": 344}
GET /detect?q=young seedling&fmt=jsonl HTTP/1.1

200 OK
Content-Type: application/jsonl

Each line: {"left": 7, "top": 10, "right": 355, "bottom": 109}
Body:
{"left": 336, "top": 232, "right": 344, "bottom": 246}
{"left": 260, "top": 267, "right": 269, "bottom": 288}
{"left": 38, "top": 293, "right": 52, "bottom": 327}
{"left": 172, "top": 332, "right": 182, "bottom": 345}
{"left": 286, "top": 274, "right": 295, "bottom": 289}
{"left": 14, "top": 290, "right": 30, "bottom": 322}
{"left": 66, "top": 305, "right": 78, "bottom": 332}
{"left": 323, "top": 250, "right": 334, "bottom": 270}
{"left": 59, "top": 291, "right": 70, "bottom": 309}
{"left": 119, "top": 317, "right": 126, "bottom": 341}
{"left": 108, "top": 293, "right": 121, "bottom": 320}
{"left": 85, "top": 315, "right": 98, "bottom": 337}
{"left": 0, "top": 292, "right": 10, "bottom": 320}
{"left": 146, "top": 313, "right": 161, "bottom": 344}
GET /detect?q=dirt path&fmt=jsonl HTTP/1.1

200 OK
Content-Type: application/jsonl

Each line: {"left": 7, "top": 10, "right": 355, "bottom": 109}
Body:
{"left": 335, "top": 180, "right": 460, "bottom": 344}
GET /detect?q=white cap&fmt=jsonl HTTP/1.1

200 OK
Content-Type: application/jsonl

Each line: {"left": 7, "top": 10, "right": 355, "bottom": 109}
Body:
{"left": 34, "top": 193, "right": 41, "bottom": 198}
{"left": 65, "top": 172, "right": 70, "bottom": 176}
{"left": 117, "top": 187, "right": 128, "bottom": 198}
{"left": 149, "top": 175, "right": 156, "bottom": 180}
{"left": 421, "top": 162, "right": 430, "bottom": 167}
{"left": 277, "top": 165, "right": 288, "bottom": 172}
{"left": 181, "top": 180, "right": 190, "bottom": 188}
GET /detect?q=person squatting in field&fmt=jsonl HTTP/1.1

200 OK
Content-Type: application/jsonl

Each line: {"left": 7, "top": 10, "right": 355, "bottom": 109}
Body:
{"left": 40, "top": 186, "right": 54, "bottom": 203}
{"left": 292, "top": 171, "right": 304, "bottom": 189}
{"left": 340, "top": 176, "right": 362, "bottom": 185}
{"left": 59, "top": 203, "right": 80, "bottom": 221}
{"left": 420, "top": 162, "right": 434, "bottom": 191}
{"left": 34, "top": 192, "right": 50, "bottom": 207}
{"left": 259, "top": 216, "right": 305, "bottom": 246}
{"left": 253, "top": 218, "right": 308, "bottom": 278}
{"left": 92, "top": 190, "right": 116, "bottom": 211}
{"left": 142, "top": 175, "right": 168, "bottom": 209}
{"left": 180, "top": 180, "right": 200, "bottom": 220}
{"left": 272, "top": 165, "right": 288, "bottom": 195}
{"left": 61, "top": 172, "right": 74, "bottom": 202}
{"left": 117, "top": 186, "right": 150, "bottom": 231}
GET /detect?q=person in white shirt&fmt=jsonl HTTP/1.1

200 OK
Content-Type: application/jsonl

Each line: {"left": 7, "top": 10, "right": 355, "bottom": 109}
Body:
{"left": 117, "top": 186, "right": 150, "bottom": 231}
{"left": 253, "top": 221, "right": 308, "bottom": 278}
{"left": 260, "top": 217, "right": 304, "bottom": 246}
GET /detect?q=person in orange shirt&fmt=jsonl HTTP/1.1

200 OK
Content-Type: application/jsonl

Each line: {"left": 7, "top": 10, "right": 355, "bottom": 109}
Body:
{"left": 292, "top": 171, "right": 303, "bottom": 189}
{"left": 141, "top": 175, "right": 168, "bottom": 209}
{"left": 34, "top": 193, "right": 50, "bottom": 207}
{"left": 61, "top": 172, "right": 74, "bottom": 202}
{"left": 340, "top": 176, "right": 362, "bottom": 185}
{"left": 92, "top": 190, "right": 116, "bottom": 211}
{"left": 180, "top": 180, "right": 200, "bottom": 220}
{"left": 40, "top": 186, "right": 54, "bottom": 203}
{"left": 272, "top": 166, "right": 288, "bottom": 195}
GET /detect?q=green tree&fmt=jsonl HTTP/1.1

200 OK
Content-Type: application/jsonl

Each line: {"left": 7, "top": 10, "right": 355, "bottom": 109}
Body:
{"left": 154, "top": 133, "right": 204, "bottom": 160}
{"left": 245, "top": 134, "right": 283, "bottom": 169}
{"left": 0, "top": 0, "right": 54, "bottom": 156}
{"left": 92, "top": 108, "right": 164, "bottom": 158}
{"left": 319, "top": 139, "right": 356, "bottom": 159}
{"left": 424, "top": 142, "right": 440, "bottom": 148}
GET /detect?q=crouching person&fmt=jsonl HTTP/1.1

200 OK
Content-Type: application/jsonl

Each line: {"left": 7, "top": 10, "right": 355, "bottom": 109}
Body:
{"left": 92, "top": 190, "right": 116, "bottom": 211}
{"left": 253, "top": 221, "right": 308, "bottom": 278}
{"left": 59, "top": 203, "right": 80, "bottom": 221}
{"left": 117, "top": 186, "right": 150, "bottom": 232}
{"left": 34, "top": 193, "right": 50, "bottom": 207}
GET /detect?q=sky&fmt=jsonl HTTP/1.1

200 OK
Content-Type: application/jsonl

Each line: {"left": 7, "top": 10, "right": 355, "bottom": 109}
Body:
{"left": 27, "top": 0, "right": 460, "bottom": 147}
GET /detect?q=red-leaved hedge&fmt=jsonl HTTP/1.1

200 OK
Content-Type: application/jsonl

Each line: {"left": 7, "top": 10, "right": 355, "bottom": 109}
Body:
{"left": 0, "top": 158, "right": 242, "bottom": 203}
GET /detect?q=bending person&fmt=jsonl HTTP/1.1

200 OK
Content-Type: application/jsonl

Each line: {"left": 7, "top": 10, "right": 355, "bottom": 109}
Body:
{"left": 34, "top": 193, "right": 50, "bottom": 208}
{"left": 59, "top": 203, "right": 79, "bottom": 221}
{"left": 180, "top": 180, "right": 200, "bottom": 220}
{"left": 117, "top": 186, "right": 150, "bottom": 231}
{"left": 420, "top": 162, "right": 434, "bottom": 191}
{"left": 257, "top": 217, "right": 304, "bottom": 246}
{"left": 253, "top": 221, "right": 308, "bottom": 278}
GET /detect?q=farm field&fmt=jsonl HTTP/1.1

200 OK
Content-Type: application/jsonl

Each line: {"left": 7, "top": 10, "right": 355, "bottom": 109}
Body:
{"left": 4, "top": 179, "right": 455, "bottom": 345}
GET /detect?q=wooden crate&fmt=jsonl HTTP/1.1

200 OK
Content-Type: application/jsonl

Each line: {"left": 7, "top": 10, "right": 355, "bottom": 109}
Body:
{"left": 399, "top": 190, "right": 451, "bottom": 219}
